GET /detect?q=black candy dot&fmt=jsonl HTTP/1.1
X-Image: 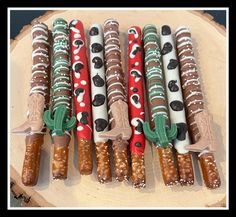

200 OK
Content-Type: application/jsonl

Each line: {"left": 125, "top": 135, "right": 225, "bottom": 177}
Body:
{"left": 132, "top": 95, "right": 139, "bottom": 105}
{"left": 161, "top": 42, "right": 173, "bottom": 55}
{"left": 162, "top": 25, "right": 171, "bottom": 35}
{"left": 168, "top": 80, "right": 179, "bottom": 92}
{"left": 135, "top": 119, "right": 143, "bottom": 133}
{"left": 167, "top": 59, "right": 178, "bottom": 70}
{"left": 170, "top": 100, "right": 184, "bottom": 111}
{"left": 135, "top": 142, "right": 142, "bottom": 147}
{"left": 74, "top": 40, "right": 83, "bottom": 48}
{"left": 131, "top": 64, "right": 135, "bottom": 68}
{"left": 91, "top": 43, "right": 103, "bottom": 53}
{"left": 92, "top": 57, "right": 103, "bottom": 69}
{"left": 92, "top": 74, "right": 105, "bottom": 87}
{"left": 95, "top": 118, "right": 108, "bottom": 132}
{"left": 132, "top": 46, "right": 142, "bottom": 56}
{"left": 92, "top": 94, "right": 105, "bottom": 106}
{"left": 176, "top": 123, "right": 188, "bottom": 141}
{"left": 75, "top": 63, "right": 84, "bottom": 73}
{"left": 89, "top": 27, "right": 99, "bottom": 36}
{"left": 74, "top": 88, "right": 84, "bottom": 96}
{"left": 131, "top": 70, "right": 142, "bottom": 78}
{"left": 132, "top": 88, "right": 138, "bottom": 93}
{"left": 128, "top": 29, "right": 137, "bottom": 35}
{"left": 80, "top": 112, "right": 89, "bottom": 125}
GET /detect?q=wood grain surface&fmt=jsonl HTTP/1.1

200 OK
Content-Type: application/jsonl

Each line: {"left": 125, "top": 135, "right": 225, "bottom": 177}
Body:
{"left": 10, "top": 9, "right": 227, "bottom": 208}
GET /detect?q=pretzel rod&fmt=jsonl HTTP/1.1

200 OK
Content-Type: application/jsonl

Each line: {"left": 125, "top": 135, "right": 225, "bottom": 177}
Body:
{"left": 12, "top": 21, "right": 51, "bottom": 186}
{"left": 175, "top": 26, "right": 220, "bottom": 189}
{"left": 142, "top": 25, "right": 179, "bottom": 186}
{"left": 128, "top": 26, "right": 146, "bottom": 188}
{"left": 44, "top": 18, "right": 76, "bottom": 179}
{"left": 69, "top": 20, "right": 93, "bottom": 175}
{"left": 160, "top": 25, "right": 194, "bottom": 185}
{"left": 99, "top": 19, "right": 132, "bottom": 181}
{"left": 89, "top": 24, "right": 111, "bottom": 183}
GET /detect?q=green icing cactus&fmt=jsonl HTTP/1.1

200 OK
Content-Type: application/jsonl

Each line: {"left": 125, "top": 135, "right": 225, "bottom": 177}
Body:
{"left": 143, "top": 114, "right": 177, "bottom": 148}
{"left": 44, "top": 105, "right": 76, "bottom": 136}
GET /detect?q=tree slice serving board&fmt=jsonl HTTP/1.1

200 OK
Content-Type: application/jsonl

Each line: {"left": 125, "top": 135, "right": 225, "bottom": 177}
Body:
{"left": 10, "top": 10, "right": 227, "bottom": 208}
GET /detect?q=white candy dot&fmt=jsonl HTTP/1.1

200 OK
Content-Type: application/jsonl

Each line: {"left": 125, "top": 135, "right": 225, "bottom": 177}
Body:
{"left": 75, "top": 56, "right": 80, "bottom": 60}
{"left": 77, "top": 126, "right": 84, "bottom": 131}
{"left": 74, "top": 83, "right": 78, "bottom": 87}
{"left": 80, "top": 102, "right": 85, "bottom": 107}
{"left": 74, "top": 33, "right": 81, "bottom": 38}
{"left": 129, "top": 40, "right": 132, "bottom": 44}
{"left": 81, "top": 80, "right": 87, "bottom": 85}
{"left": 135, "top": 62, "right": 139, "bottom": 66}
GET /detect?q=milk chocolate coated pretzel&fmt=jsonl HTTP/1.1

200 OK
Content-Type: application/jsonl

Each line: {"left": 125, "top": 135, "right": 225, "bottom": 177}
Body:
{"left": 44, "top": 18, "right": 76, "bottom": 179}
{"left": 160, "top": 25, "right": 194, "bottom": 185}
{"left": 99, "top": 19, "right": 132, "bottom": 181}
{"left": 69, "top": 20, "right": 93, "bottom": 175}
{"left": 128, "top": 26, "right": 146, "bottom": 188}
{"left": 89, "top": 24, "right": 112, "bottom": 183}
{"left": 12, "top": 21, "right": 51, "bottom": 186}
{"left": 175, "top": 26, "right": 220, "bottom": 189}
{"left": 142, "top": 25, "right": 179, "bottom": 186}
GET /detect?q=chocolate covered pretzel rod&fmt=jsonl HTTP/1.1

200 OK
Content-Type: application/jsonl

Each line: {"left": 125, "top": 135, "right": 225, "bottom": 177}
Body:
{"left": 12, "top": 21, "right": 51, "bottom": 186}
{"left": 99, "top": 19, "right": 132, "bottom": 181}
{"left": 44, "top": 18, "right": 76, "bottom": 179}
{"left": 69, "top": 20, "right": 93, "bottom": 175}
{"left": 128, "top": 26, "right": 146, "bottom": 188}
{"left": 175, "top": 26, "right": 220, "bottom": 189}
{"left": 142, "top": 25, "right": 179, "bottom": 186}
{"left": 89, "top": 24, "right": 111, "bottom": 183}
{"left": 160, "top": 25, "right": 194, "bottom": 185}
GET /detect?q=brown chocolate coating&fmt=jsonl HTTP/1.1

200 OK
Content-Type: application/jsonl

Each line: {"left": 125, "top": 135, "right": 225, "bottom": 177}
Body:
{"left": 21, "top": 21, "right": 51, "bottom": 186}
{"left": 95, "top": 141, "right": 112, "bottom": 183}
{"left": 176, "top": 152, "right": 194, "bottom": 185}
{"left": 131, "top": 153, "right": 146, "bottom": 188}
{"left": 104, "top": 19, "right": 130, "bottom": 181}
{"left": 157, "top": 147, "right": 179, "bottom": 186}
{"left": 78, "top": 139, "right": 93, "bottom": 175}
{"left": 175, "top": 27, "right": 221, "bottom": 189}
{"left": 21, "top": 134, "right": 44, "bottom": 186}
{"left": 52, "top": 135, "right": 70, "bottom": 179}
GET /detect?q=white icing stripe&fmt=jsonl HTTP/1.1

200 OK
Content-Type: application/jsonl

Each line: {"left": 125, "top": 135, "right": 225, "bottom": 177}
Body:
{"left": 89, "top": 24, "right": 108, "bottom": 143}
{"left": 185, "top": 91, "right": 202, "bottom": 100}
{"left": 182, "top": 78, "right": 200, "bottom": 88}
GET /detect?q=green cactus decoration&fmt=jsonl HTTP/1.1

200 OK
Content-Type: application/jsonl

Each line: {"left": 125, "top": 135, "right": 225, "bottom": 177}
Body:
{"left": 143, "top": 114, "right": 177, "bottom": 148}
{"left": 44, "top": 105, "right": 76, "bottom": 136}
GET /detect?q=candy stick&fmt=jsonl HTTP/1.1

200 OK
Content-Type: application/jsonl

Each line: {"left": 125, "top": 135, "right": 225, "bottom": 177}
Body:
{"left": 44, "top": 18, "right": 76, "bottom": 180}
{"left": 160, "top": 25, "right": 195, "bottom": 185}
{"left": 12, "top": 21, "right": 51, "bottom": 186}
{"left": 69, "top": 20, "right": 93, "bottom": 175}
{"left": 99, "top": 19, "right": 132, "bottom": 181}
{"left": 175, "top": 26, "right": 221, "bottom": 189}
{"left": 89, "top": 24, "right": 112, "bottom": 183}
{"left": 128, "top": 26, "right": 146, "bottom": 188}
{"left": 142, "top": 25, "right": 179, "bottom": 186}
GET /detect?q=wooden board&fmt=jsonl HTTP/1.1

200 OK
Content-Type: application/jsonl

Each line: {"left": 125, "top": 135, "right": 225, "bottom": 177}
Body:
{"left": 10, "top": 10, "right": 227, "bottom": 208}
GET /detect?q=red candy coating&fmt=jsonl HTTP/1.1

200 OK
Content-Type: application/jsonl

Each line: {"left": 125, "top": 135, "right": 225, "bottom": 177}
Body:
{"left": 128, "top": 26, "right": 145, "bottom": 154}
{"left": 70, "top": 20, "right": 92, "bottom": 140}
